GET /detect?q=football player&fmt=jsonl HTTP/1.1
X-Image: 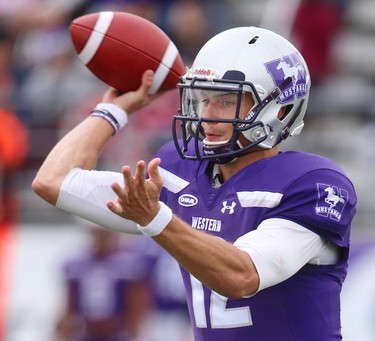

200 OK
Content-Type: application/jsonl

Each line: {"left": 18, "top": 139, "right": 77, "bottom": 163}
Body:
{"left": 55, "top": 227, "right": 151, "bottom": 341}
{"left": 33, "top": 27, "right": 357, "bottom": 340}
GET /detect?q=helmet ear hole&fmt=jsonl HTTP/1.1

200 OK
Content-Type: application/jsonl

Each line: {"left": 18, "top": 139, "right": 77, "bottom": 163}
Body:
{"left": 187, "top": 121, "right": 205, "bottom": 140}
{"left": 278, "top": 105, "right": 293, "bottom": 121}
{"left": 186, "top": 121, "right": 195, "bottom": 136}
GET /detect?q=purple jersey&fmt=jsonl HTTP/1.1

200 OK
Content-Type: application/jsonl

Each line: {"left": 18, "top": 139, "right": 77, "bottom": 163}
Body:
{"left": 63, "top": 251, "right": 147, "bottom": 320}
{"left": 134, "top": 238, "right": 189, "bottom": 313}
{"left": 154, "top": 141, "right": 357, "bottom": 341}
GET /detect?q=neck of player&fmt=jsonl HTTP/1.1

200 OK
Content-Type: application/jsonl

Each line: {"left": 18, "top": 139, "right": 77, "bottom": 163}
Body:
{"left": 219, "top": 145, "right": 279, "bottom": 182}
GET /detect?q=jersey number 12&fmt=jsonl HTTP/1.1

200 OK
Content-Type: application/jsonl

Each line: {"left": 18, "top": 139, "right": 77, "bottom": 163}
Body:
{"left": 190, "top": 275, "right": 253, "bottom": 328}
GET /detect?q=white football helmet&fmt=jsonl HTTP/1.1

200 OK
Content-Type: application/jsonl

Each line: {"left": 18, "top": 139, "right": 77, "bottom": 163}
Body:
{"left": 172, "top": 26, "right": 311, "bottom": 163}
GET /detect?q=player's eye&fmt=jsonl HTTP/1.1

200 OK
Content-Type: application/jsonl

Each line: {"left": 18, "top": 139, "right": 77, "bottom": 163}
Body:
{"left": 201, "top": 98, "right": 210, "bottom": 106}
{"left": 222, "top": 99, "right": 234, "bottom": 107}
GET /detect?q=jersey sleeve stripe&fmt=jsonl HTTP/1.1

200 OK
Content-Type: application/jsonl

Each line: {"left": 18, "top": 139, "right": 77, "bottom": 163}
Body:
{"left": 158, "top": 166, "right": 190, "bottom": 193}
{"left": 237, "top": 191, "right": 283, "bottom": 208}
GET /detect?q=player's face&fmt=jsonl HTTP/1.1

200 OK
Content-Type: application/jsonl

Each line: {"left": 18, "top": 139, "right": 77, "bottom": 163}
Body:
{"left": 195, "top": 90, "right": 255, "bottom": 143}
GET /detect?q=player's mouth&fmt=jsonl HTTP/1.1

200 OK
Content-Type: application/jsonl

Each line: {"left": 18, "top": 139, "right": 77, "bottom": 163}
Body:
{"left": 203, "top": 133, "right": 230, "bottom": 145}
{"left": 204, "top": 133, "right": 223, "bottom": 141}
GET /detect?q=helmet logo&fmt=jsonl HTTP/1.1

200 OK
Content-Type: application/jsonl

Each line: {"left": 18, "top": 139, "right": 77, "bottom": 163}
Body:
{"left": 265, "top": 53, "right": 308, "bottom": 104}
{"left": 185, "top": 67, "right": 219, "bottom": 79}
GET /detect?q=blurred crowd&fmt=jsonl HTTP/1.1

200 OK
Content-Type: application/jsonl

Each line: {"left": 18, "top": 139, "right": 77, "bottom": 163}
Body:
{"left": 2, "top": 0, "right": 373, "bottom": 220}
{"left": 1, "top": 0, "right": 375, "bottom": 340}
{"left": 1, "top": 0, "right": 374, "bottom": 226}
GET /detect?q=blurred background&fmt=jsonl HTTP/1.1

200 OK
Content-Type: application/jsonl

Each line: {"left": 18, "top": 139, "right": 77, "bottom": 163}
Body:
{"left": 1, "top": 0, "right": 375, "bottom": 340}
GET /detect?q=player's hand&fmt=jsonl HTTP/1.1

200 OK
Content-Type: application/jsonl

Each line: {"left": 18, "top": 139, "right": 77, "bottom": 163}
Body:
{"left": 106, "top": 158, "right": 164, "bottom": 226}
{"left": 101, "top": 70, "right": 163, "bottom": 116}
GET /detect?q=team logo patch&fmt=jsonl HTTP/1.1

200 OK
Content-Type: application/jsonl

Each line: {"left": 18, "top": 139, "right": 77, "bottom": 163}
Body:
{"left": 315, "top": 183, "right": 348, "bottom": 222}
{"left": 265, "top": 52, "right": 308, "bottom": 103}
{"left": 178, "top": 194, "right": 198, "bottom": 207}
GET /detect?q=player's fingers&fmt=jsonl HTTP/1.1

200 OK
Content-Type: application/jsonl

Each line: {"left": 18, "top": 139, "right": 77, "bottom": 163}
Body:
{"left": 112, "top": 71, "right": 154, "bottom": 115}
{"left": 136, "top": 69, "right": 154, "bottom": 97}
{"left": 110, "top": 182, "right": 129, "bottom": 204}
{"left": 134, "top": 160, "right": 146, "bottom": 188}
{"left": 107, "top": 182, "right": 128, "bottom": 215}
{"left": 139, "top": 69, "right": 165, "bottom": 102}
{"left": 101, "top": 87, "right": 122, "bottom": 102}
{"left": 141, "top": 69, "right": 154, "bottom": 90}
{"left": 121, "top": 165, "right": 135, "bottom": 195}
{"left": 148, "top": 158, "right": 162, "bottom": 187}
{"left": 106, "top": 200, "right": 125, "bottom": 215}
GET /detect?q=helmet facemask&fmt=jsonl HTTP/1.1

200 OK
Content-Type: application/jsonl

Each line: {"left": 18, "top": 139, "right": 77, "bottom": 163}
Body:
{"left": 172, "top": 75, "right": 293, "bottom": 164}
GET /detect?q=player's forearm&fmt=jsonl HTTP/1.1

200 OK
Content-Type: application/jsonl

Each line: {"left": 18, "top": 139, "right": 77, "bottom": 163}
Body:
{"left": 153, "top": 215, "right": 260, "bottom": 299}
{"left": 32, "top": 116, "right": 113, "bottom": 205}
{"left": 33, "top": 71, "right": 156, "bottom": 206}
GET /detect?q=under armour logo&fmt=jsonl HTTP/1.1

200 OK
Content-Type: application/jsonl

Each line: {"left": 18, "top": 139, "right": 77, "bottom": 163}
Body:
{"left": 221, "top": 201, "right": 236, "bottom": 214}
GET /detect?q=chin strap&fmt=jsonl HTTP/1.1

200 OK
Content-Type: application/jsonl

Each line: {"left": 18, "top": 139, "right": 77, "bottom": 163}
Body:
{"left": 263, "top": 76, "right": 293, "bottom": 106}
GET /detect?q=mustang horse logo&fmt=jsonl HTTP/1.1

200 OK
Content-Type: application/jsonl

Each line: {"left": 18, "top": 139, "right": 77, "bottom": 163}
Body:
{"left": 324, "top": 186, "right": 345, "bottom": 208}
{"left": 276, "top": 60, "right": 301, "bottom": 86}
{"left": 264, "top": 52, "right": 308, "bottom": 103}
{"left": 315, "top": 183, "right": 348, "bottom": 222}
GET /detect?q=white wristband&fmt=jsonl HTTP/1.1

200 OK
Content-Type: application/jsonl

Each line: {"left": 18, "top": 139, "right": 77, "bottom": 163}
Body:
{"left": 137, "top": 202, "right": 173, "bottom": 237}
{"left": 94, "top": 103, "right": 128, "bottom": 129}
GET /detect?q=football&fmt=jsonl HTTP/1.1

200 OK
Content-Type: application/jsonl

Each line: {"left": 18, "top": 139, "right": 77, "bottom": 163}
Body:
{"left": 69, "top": 11, "right": 185, "bottom": 94}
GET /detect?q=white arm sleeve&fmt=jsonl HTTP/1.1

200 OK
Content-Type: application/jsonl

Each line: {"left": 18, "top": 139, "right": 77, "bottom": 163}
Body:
{"left": 56, "top": 168, "right": 140, "bottom": 234}
{"left": 233, "top": 218, "right": 339, "bottom": 292}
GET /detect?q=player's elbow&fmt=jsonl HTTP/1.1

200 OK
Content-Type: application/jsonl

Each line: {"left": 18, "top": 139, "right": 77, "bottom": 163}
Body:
{"left": 225, "top": 252, "right": 260, "bottom": 299}
{"left": 217, "top": 271, "right": 259, "bottom": 300}
{"left": 231, "top": 276, "right": 259, "bottom": 299}
{"left": 32, "top": 171, "right": 60, "bottom": 206}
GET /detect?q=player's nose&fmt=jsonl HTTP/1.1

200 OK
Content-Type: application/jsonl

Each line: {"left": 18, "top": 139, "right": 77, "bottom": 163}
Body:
{"left": 200, "top": 103, "right": 216, "bottom": 119}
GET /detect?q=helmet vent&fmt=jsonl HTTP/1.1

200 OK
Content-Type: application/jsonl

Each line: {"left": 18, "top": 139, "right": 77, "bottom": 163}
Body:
{"left": 248, "top": 36, "right": 259, "bottom": 44}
